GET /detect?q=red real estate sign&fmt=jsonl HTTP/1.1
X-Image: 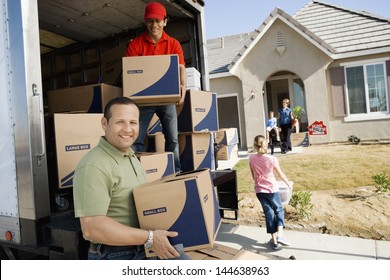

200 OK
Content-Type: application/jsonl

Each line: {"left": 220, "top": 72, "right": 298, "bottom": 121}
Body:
{"left": 308, "top": 121, "right": 327, "bottom": 135}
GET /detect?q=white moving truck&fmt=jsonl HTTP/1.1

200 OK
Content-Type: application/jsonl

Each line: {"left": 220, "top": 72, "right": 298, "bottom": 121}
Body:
{"left": 0, "top": 0, "right": 208, "bottom": 259}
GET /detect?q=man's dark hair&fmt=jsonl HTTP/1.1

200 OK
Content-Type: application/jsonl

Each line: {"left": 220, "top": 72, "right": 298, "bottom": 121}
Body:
{"left": 103, "top": 96, "right": 139, "bottom": 122}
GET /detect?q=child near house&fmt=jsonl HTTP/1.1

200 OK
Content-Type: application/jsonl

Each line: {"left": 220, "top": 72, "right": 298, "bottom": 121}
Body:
{"left": 249, "top": 135, "right": 293, "bottom": 250}
{"left": 266, "top": 111, "right": 280, "bottom": 142}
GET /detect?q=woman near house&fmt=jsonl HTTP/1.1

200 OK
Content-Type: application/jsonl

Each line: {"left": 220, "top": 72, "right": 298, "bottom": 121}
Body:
{"left": 277, "top": 98, "right": 294, "bottom": 154}
{"left": 249, "top": 135, "right": 293, "bottom": 250}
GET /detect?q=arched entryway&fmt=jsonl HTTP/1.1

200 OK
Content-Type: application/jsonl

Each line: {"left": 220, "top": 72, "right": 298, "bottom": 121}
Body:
{"left": 263, "top": 71, "right": 308, "bottom": 132}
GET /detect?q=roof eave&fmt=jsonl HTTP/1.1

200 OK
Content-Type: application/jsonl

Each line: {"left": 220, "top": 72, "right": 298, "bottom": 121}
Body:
{"left": 209, "top": 71, "right": 234, "bottom": 79}
{"left": 332, "top": 47, "right": 390, "bottom": 60}
{"left": 228, "top": 8, "right": 335, "bottom": 74}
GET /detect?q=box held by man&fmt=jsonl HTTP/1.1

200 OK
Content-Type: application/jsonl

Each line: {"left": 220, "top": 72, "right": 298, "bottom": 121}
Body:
{"left": 133, "top": 168, "right": 221, "bottom": 257}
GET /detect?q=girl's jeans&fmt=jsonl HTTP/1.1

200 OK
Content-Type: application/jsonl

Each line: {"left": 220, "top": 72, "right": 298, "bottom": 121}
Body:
{"left": 256, "top": 192, "right": 285, "bottom": 234}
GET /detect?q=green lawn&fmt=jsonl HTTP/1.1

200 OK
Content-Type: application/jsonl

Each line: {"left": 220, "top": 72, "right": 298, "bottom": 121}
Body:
{"left": 233, "top": 144, "right": 390, "bottom": 193}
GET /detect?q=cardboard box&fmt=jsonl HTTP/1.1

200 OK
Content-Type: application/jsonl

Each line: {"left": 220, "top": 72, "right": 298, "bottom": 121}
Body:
{"left": 145, "top": 133, "right": 165, "bottom": 153}
{"left": 100, "top": 44, "right": 127, "bottom": 85}
{"left": 48, "top": 83, "right": 122, "bottom": 115}
{"left": 177, "top": 90, "right": 218, "bottom": 133}
{"left": 217, "top": 144, "right": 238, "bottom": 160}
{"left": 179, "top": 133, "right": 215, "bottom": 172}
{"left": 186, "top": 67, "right": 201, "bottom": 90}
{"left": 215, "top": 128, "right": 239, "bottom": 145}
{"left": 186, "top": 243, "right": 271, "bottom": 260}
{"left": 137, "top": 152, "right": 175, "bottom": 182}
{"left": 122, "top": 55, "right": 180, "bottom": 105}
{"left": 54, "top": 113, "right": 103, "bottom": 188}
{"left": 133, "top": 169, "right": 221, "bottom": 256}
{"left": 147, "top": 114, "right": 162, "bottom": 135}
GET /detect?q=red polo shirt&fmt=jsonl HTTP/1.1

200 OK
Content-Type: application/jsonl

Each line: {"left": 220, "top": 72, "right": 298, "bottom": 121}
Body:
{"left": 125, "top": 31, "right": 185, "bottom": 65}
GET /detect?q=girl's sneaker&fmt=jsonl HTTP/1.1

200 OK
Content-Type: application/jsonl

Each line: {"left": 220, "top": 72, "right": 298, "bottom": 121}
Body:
{"left": 272, "top": 243, "right": 280, "bottom": 250}
{"left": 277, "top": 236, "right": 291, "bottom": 246}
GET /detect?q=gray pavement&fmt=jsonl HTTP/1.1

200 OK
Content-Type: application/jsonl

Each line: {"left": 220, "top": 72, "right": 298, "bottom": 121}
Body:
{"left": 216, "top": 223, "right": 390, "bottom": 260}
{"left": 214, "top": 148, "right": 390, "bottom": 260}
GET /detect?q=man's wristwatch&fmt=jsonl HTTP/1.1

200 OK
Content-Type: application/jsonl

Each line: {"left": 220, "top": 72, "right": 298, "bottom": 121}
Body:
{"left": 144, "top": 230, "right": 154, "bottom": 249}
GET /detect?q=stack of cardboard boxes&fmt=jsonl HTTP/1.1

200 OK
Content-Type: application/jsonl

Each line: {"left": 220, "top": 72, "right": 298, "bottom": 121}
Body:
{"left": 215, "top": 128, "right": 240, "bottom": 160}
{"left": 177, "top": 89, "right": 219, "bottom": 172}
{"left": 143, "top": 89, "right": 219, "bottom": 172}
{"left": 121, "top": 55, "right": 221, "bottom": 254}
{"left": 48, "top": 83, "right": 122, "bottom": 189}
{"left": 48, "top": 54, "right": 246, "bottom": 257}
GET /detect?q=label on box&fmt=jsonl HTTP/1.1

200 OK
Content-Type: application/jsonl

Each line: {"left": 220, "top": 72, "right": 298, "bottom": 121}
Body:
{"left": 65, "top": 144, "right": 91, "bottom": 151}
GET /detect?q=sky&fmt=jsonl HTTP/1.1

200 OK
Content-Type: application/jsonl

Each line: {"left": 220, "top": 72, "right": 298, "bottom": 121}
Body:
{"left": 204, "top": 0, "right": 390, "bottom": 39}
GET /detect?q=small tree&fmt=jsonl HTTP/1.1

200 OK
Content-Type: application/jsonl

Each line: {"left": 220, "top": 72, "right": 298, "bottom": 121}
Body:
{"left": 292, "top": 106, "right": 305, "bottom": 133}
{"left": 292, "top": 106, "right": 305, "bottom": 119}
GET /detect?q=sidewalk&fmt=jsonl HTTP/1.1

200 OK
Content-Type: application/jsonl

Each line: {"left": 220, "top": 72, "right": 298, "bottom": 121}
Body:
{"left": 214, "top": 148, "right": 390, "bottom": 260}
{"left": 216, "top": 223, "right": 390, "bottom": 260}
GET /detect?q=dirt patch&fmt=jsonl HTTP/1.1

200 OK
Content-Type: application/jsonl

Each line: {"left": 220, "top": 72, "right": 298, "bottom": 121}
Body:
{"left": 225, "top": 186, "right": 390, "bottom": 241}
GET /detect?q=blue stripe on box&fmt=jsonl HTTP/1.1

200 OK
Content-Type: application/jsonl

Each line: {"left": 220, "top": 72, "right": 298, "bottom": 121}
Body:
{"left": 168, "top": 179, "right": 210, "bottom": 247}
{"left": 148, "top": 119, "right": 162, "bottom": 135}
{"left": 228, "top": 144, "right": 236, "bottom": 155}
{"left": 180, "top": 135, "right": 194, "bottom": 172}
{"left": 219, "top": 130, "right": 238, "bottom": 145}
{"left": 194, "top": 93, "right": 218, "bottom": 132}
{"left": 61, "top": 170, "right": 74, "bottom": 187}
{"left": 132, "top": 56, "right": 179, "bottom": 96}
{"left": 220, "top": 134, "right": 227, "bottom": 145}
{"left": 162, "top": 153, "right": 175, "bottom": 177}
{"left": 198, "top": 134, "right": 215, "bottom": 170}
{"left": 87, "top": 86, "right": 103, "bottom": 113}
{"left": 177, "top": 93, "right": 192, "bottom": 133}
{"left": 231, "top": 131, "right": 239, "bottom": 144}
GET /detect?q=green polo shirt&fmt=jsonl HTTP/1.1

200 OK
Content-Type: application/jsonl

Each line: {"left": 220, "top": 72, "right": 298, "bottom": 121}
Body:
{"left": 73, "top": 137, "right": 147, "bottom": 227}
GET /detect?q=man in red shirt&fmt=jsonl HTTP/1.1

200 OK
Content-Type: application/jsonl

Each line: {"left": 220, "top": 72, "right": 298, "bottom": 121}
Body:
{"left": 126, "top": 2, "right": 186, "bottom": 172}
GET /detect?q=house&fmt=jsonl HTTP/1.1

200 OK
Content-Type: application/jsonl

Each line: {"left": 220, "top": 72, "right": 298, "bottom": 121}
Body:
{"left": 207, "top": 0, "right": 390, "bottom": 149}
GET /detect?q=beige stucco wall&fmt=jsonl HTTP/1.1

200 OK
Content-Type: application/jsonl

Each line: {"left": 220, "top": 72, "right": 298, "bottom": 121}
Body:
{"left": 210, "top": 19, "right": 390, "bottom": 149}
{"left": 233, "top": 19, "right": 332, "bottom": 148}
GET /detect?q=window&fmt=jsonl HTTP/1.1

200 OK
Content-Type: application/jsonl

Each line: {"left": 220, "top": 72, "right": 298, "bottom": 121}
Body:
{"left": 345, "top": 62, "right": 388, "bottom": 115}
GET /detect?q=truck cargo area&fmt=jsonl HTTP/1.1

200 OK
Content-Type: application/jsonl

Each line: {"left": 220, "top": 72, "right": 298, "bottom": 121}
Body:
{"left": 0, "top": 0, "right": 213, "bottom": 260}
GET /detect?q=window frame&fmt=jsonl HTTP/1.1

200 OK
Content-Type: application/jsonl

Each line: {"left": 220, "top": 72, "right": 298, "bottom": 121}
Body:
{"left": 342, "top": 58, "right": 390, "bottom": 122}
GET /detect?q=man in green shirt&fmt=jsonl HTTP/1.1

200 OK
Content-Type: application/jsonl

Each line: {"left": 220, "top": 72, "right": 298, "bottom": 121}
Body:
{"left": 73, "top": 96, "right": 185, "bottom": 260}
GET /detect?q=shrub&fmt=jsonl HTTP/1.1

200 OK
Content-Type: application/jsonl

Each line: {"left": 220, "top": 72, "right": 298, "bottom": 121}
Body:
{"left": 348, "top": 135, "right": 360, "bottom": 144}
{"left": 289, "top": 191, "right": 314, "bottom": 218}
{"left": 372, "top": 172, "right": 390, "bottom": 192}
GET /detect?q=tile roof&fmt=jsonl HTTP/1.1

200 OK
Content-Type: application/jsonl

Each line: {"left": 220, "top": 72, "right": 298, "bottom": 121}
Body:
{"left": 207, "top": 32, "right": 257, "bottom": 74}
{"left": 294, "top": 1, "right": 390, "bottom": 54}
{"left": 207, "top": 0, "right": 390, "bottom": 75}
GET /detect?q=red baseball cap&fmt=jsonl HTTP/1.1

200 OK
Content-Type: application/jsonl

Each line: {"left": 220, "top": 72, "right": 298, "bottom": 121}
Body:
{"left": 144, "top": 2, "right": 167, "bottom": 20}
